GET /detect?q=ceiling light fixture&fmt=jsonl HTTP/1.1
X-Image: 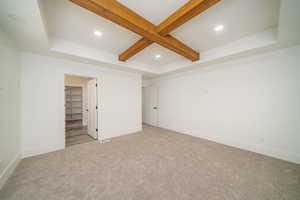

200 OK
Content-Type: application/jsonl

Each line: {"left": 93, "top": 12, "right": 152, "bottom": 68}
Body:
{"left": 155, "top": 54, "right": 161, "bottom": 60}
{"left": 214, "top": 25, "right": 224, "bottom": 32}
{"left": 94, "top": 30, "right": 103, "bottom": 37}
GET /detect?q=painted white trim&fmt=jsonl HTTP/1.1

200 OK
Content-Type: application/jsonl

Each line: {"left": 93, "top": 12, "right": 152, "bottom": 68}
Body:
{"left": 100, "top": 128, "right": 142, "bottom": 140}
{"left": 160, "top": 126, "right": 300, "bottom": 165}
{"left": 0, "top": 153, "right": 22, "bottom": 190}
{"left": 200, "top": 133, "right": 300, "bottom": 165}
{"left": 22, "top": 144, "right": 64, "bottom": 158}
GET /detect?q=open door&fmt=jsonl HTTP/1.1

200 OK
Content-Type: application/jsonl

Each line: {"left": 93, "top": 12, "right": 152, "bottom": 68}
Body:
{"left": 142, "top": 86, "right": 158, "bottom": 126}
{"left": 87, "top": 79, "right": 98, "bottom": 139}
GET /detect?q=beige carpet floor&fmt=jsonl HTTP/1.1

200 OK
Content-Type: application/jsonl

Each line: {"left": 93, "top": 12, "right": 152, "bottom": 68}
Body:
{"left": 1, "top": 125, "right": 300, "bottom": 200}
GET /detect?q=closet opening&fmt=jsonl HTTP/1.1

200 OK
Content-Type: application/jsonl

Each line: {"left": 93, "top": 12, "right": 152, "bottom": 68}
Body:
{"left": 64, "top": 74, "right": 98, "bottom": 147}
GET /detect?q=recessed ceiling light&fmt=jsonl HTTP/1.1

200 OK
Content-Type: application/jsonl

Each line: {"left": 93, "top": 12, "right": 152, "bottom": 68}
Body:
{"left": 214, "top": 25, "right": 224, "bottom": 32}
{"left": 94, "top": 30, "right": 103, "bottom": 37}
{"left": 155, "top": 54, "right": 161, "bottom": 60}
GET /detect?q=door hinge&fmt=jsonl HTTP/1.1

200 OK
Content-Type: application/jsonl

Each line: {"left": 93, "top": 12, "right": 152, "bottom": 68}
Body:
{"left": 96, "top": 106, "right": 98, "bottom": 110}
{"left": 96, "top": 128, "right": 98, "bottom": 132}
{"left": 96, "top": 83, "right": 98, "bottom": 87}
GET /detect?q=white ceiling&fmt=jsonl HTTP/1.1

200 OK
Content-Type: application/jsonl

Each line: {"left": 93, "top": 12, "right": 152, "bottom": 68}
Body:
{"left": 43, "top": 0, "right": 140, "bottom": 55}
{"left": 42, "top": 0, "right": 280, "bottom": 66}
{"left": 0, "top": 0, "right": 48, "bottom": 51}
{"left": 2, "top": 0, "right": 300, "bottom": 78}
{"left": 172, "top": 0, "right": 280, "bottom": 52}
{"left": 117, "top": 0, "right": 190, "bottom": 26}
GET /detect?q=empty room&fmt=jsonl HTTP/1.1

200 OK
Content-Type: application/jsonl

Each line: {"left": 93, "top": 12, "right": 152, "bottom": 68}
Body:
{"left": 0, "top": 0, "right": 300, "bottom": 199}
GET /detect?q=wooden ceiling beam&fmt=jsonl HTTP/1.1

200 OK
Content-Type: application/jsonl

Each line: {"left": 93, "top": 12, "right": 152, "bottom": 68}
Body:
{"left": 69, "top": 0, "right": 200, "bottom": 61}
{"left": 119, "top": 0, "right": 221, "bottom": 61}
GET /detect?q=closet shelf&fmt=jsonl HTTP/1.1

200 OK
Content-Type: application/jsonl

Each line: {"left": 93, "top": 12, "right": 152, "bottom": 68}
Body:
{"left": 66, "top": 118, "right": 83, "bottom": 121}
{"left": 66, "top": 99, "right": 82, "bottom": 102}
{"left": 65, "top": 86, "right": 83, "bottom": 123}
{"left": 66, "top": 112, "right": 82, "bottom": 115}
{"left": 65, "top": 106, "right": 82, "bottom": 109}
{"left": 66, "top": 94, "right": 82, "bottom": 97}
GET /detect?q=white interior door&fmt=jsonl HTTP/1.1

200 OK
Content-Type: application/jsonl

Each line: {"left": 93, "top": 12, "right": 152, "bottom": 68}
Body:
{"left": 87, "top": 79, "right": 98, "bottom": 139}
{"left": 142, "top": 86, "right": 158, "bottom": 126}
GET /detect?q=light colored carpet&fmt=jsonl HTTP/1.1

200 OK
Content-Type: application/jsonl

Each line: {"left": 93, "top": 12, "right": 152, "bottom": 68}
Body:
{"left": 1, "top": 125, "right": 300, "bottom": 200}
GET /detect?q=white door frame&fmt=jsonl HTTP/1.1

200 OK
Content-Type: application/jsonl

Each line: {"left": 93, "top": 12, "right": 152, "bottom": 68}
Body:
{"left": 142, "top": 86, "right": 158, "bottom": 126}
{"left": 64, "top": 74, "right": 99, "bottom": 148}
{"left": 87, "top": 78, "right": 99, "bottom": 140}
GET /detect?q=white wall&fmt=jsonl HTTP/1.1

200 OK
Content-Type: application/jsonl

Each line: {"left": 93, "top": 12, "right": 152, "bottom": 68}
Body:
{"left": 21, "top": 53, "right": 142, "bottom": 157}
{"left": 150, "top": 45, "right": 300, "bottom": 164}
{"left": 0, "top": 29, "right": 21, "bottom": 188}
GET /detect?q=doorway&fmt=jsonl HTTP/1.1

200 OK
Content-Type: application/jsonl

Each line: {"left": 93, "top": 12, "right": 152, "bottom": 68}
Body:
{"left": 142, "top": 86, "right": 158, "bottom": 126}
{"left": 65, "top": 75, "right": 99, "bottom": 147}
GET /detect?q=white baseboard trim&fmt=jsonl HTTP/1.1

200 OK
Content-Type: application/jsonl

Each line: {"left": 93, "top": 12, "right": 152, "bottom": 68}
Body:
{"left": 201, "top": 133, "right": 300, "bottom": 165}
{"left": 22, "top": 144, "right": 64, "bottom": 158}
{"left": 160, "top": 126, "right": 300, "bottom": 165}
{"left": 23, "top": 129, "right": 142, "bottom": 158}
{"left": 100, "top": 129, "right": 143, "bottom": 140}
{"left": 0, "top": 153, "right": 21, "bottom": 190}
